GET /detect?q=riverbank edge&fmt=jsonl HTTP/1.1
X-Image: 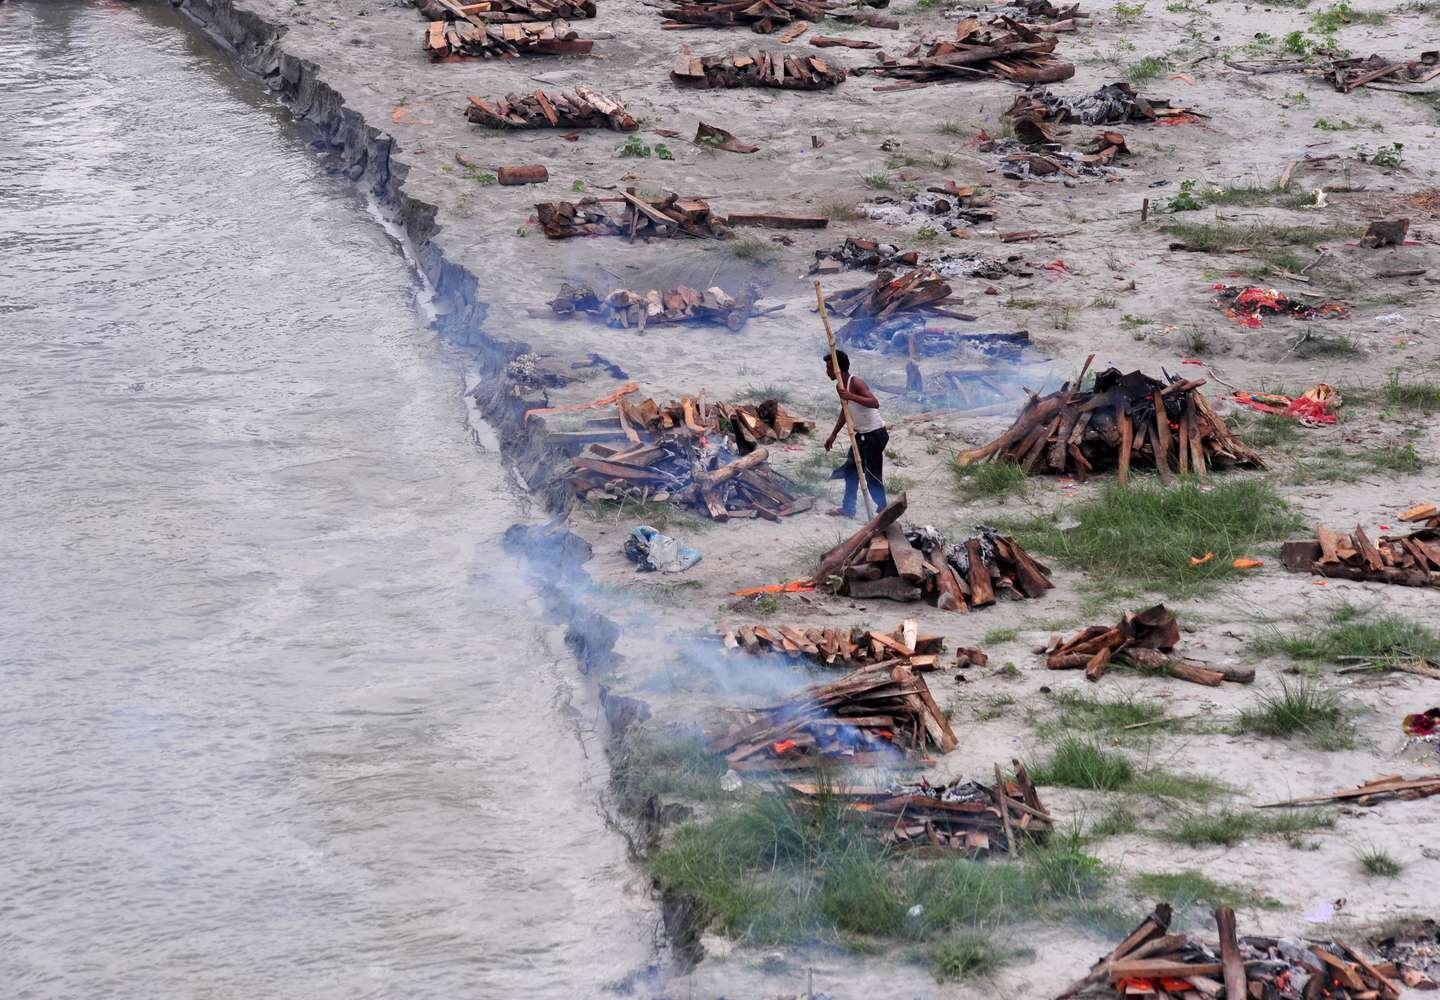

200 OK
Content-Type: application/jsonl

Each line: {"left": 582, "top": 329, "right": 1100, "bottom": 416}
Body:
{"left": 168, "top": 0, "right": 697, "bottom": 967}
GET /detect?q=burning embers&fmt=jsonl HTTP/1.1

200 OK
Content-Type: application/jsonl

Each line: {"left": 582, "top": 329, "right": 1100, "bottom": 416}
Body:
{"left": 788, "top": 761, "right": 1052, "bottom": 857}
{"left": 1057, "top": 903, "right": 1408, "bottom": 999}
{"left": 565, "top": 394, "right": 813, "bottom": 520}
{"left": 956, "top": 363, "right": 1266, "bottom": 482}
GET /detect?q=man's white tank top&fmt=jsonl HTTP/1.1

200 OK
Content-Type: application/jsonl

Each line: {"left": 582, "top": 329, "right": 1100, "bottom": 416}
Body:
{"left": 844, "top": 373, "right": 886, "bottom": 434}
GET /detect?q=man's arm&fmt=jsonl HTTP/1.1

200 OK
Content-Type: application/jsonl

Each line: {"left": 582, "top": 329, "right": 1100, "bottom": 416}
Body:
{"left": 837, "top": 374, "right": 881, "bottom": 409}
{"left": 825, "top": 409, "right": 845, "bottom": 449}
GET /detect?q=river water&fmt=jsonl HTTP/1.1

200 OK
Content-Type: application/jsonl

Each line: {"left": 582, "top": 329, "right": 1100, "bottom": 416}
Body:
{"left": 0, "top": 3, "right": 653, "bottom": 997}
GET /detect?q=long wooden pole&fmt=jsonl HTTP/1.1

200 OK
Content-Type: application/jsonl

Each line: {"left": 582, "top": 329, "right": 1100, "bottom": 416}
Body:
{"left": 813, "top": 281, "right": 875, "bottom": 521}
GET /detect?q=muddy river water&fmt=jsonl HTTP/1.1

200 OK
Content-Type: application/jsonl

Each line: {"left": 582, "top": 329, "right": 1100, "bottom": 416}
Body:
{"left": 0, "top": 2, "right": 652, "bottom": 996}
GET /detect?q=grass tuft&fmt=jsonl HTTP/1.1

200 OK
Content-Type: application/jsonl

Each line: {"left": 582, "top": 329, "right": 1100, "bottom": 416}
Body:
{"left": 1383, "top": 373, "right": 1440, "bottom": 413}
{"left": 728, "top": 234, "right": 780, "bottom": 263}
{"left": 1251, "top": 605, "right": 1440, "bottom": 667}
{"left": 1133, "top": 870, "right": 1282, "bottom": 911}
{"left": 926, "top": 932, "right": 1031, "bottom": 982}
{"left": 1041, "top": 690, "right": 1167, "bottom": 735}
{"left": 1029, "top": 738, "right": 1225, "bottom": 800}
{"left": 1012, "top": 480, "right": 1303, "bottom": 600}
{"left": 1356, "top": 845, "right": 1404, "bottom": 877}
{"left": 1234, "top": 678, "right": 1356, "bottom": 750}
{"left": 1164, "top": 808, "right": 1334, "bottom": 847}
{"left": 953, "top": 460, "right": 1028, "bottom": 502}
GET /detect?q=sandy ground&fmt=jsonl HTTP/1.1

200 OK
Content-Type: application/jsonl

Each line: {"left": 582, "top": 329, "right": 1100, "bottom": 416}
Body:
{"left": 228, "top": 0, "right": 1440, "bottom": 993}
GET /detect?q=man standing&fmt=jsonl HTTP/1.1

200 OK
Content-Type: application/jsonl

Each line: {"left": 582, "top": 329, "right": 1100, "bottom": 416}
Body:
{"left": 823, "top": 350, "right": 888, "bottom": 518}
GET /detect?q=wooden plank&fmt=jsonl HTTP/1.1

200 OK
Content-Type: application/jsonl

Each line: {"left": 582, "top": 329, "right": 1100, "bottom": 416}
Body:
{"left": 964, "top": 539, "right": 995, "bottom": 607}
{"left": 884, "top": 521, "right": 927, "bottom": 583}
{"left": 1152, "top": 389, "right": 1174, "bottom": 484}
{"left": 725, "top": 212, "right": 829, "bottom": 229}
{"left": 1215, "top": 906, "right": 1245, "bottom": 1000}
{"left": 1117, "top": 404, "right": 1132, "bottom": 485}
{"left": 814, "top": 493, "right": 908, "bottom": 585}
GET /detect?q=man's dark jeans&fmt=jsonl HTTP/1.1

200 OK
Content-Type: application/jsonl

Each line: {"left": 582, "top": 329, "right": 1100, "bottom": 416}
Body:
{"left": 833, "top": 427, "right": 889, "bottom": 517}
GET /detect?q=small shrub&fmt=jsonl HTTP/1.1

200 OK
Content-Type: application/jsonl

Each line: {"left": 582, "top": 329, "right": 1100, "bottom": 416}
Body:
{"left": 617, "top": 136, "right": 652, "bottom": 158}
{"left": 1166, "top": 179, "right": 1203, "bottom": 213}
{"left": 1126, "top": 56, "right": 1169, "bottom": 84}
{"left": 1234, "top": 679, "right": 1355, "bottom": 750}
{"left": 729, "top": 235, "right": 780, "bottom": 263}
{"left": 1114, "top": 0, "right": 1146, "bottom": 19}
{"left": 1369, "top": 142, "right": 1405, "bottom": 168}
{"left": 927, "top": 932, "right": 1028, "bottom": 982}
{"left": 861, "top": 172, "right": 893, "bottom": 189}
{"left": 983, "top": 627, "right": 1020, "bottom": 645}
{"left": 1030, "top": 739, "right": 1134, "bottom": 791}
{"left": 1356, "top": 846, "right": 1404, "bottom": 877}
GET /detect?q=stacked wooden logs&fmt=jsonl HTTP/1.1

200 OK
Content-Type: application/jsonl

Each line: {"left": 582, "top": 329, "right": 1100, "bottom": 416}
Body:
{"left": 534, "top": 193, "right": 734, "bottom": 240}
{"left": 670, "top": 46, "right": 848, "bottom": 89}
{"left": 861, "top": 17, "right": 1075, "bottom": 87}
{"left": 1045, "top": 605, "right": 1255, "bottom": 685}
{"left": 658, "top": 0, "right": 833, "bottom": 32}
{"left": 956, "top": 364, "right": 1266, "bottom": 482}
{"left": 424, "top": 18, "right": 593, "bottom": 58}
{"left": 466, "top": 87, "right": 637, "bottom": 130}
{"left": 416, "top": 0, "right": 595, "bottom": 21}
{"left": 1281, "top": 521, "right": 1440, "bottom": 589}
{"left": 716, "top": 618, "right": 950, "bottom": 670}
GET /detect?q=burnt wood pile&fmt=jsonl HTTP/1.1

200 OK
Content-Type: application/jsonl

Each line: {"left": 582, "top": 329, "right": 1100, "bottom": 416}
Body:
{"left": 534, "top": 193, "right": 734, "bottom": 240}
{"left": 1046, "top": 605, "right": 1256, "bottom": 686}
{"left": 1281, "top": 522, "right": 1440, "bottom": 589}
{"left": 670, "top": 46, "right": 848, "bottom": 89}
{"left": 465, "top": 87, "right": 637, "bottom": 130}
{"left": 823, "top": 267, "right": 976, "bottom": 341}
{"left": 1057, "top": 903, "right": 1406, "bottom": 999}
{"left": 810, "top": 238, "right": 920, "bottom": 274}
{"left": 1328, "top": 50, "right": 1440, "bottom": 91}
{"left": 715, "top": 618, "right": 952, "bottom": 669}
{"left": 566, "top": 394, "right": 812, "bottom": 520}
{"left": 424, "top": 18, "right": 593, "bottom": 58}
{"left": 547, "top": 282, "right": 763, "bottom": 331}
{"left": 861, "top": 17, "right": 1075, "bottom": 87}
{"left": 713, "top": 399, "right": 814, "bottom": 451}
{"left": 812, "top": 495, "right": 1054, "bottom": 612}
{"left": 707, "top": 657, "right": 959, "bottom": 772}
{"left": 416, "top": 0, "right": 595, "bottom": 20}
{"left": 955, "top": 365, "right": 1266, "bottom": 482}
{"left": 788, "top": 760, "right": 1052, "bottom": 857}
{"left": 989, "top": 0, "right": 1089, "bottom": 29}
{"left": 1006, "top": 81, "right": 1196, "bottom": 130}
{"left": 658, "top": 0, "right": 833, "bottom": 32}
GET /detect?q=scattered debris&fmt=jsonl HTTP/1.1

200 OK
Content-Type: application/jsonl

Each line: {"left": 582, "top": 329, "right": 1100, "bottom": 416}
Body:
{"left": 1329, "top": 50, "right": 1440, "bottom": 92}
{"left": 707, "top": 656, "right": 959, "bottom": 771}
{"left": 1402, "top": 708, "right": 1440, "bottom": 756}
{"left": 546, "top": 281, "right": 765, "bottom": 331}
{"left": 1231, "top": 383, "right": 1341, "bottom": 426}
{"left": 497, "top": 164, "right": 548, "bottom": 185}
{"left": 670, "top": 45, "right": 848, "bottom": 89}
{"left": 694, "top": 120, "right": 758, "bottom": 152}
{"left": 1401, "top": 502, "right": 1440, "bottom": 528}
{"left": 810, "top": 35, "right": 881, "bottom": 49}
{"left": 861, "top": 187, "right": 998, "bottom": 231}
{"left": 812, "top": 496, "right": 1054, "bottom": 611}
{"left": 465, "top": 86, "right": 637, "bottom": 130}
{"left": 1373, "top": 920, "right": 1440, "bottom": 990}
{"left": 1057, "top": 904, "right": 1406, "bottom": 999}
{"left": 1361, "top": 217, "right": 1410, "bottom": 248}
{"left": 956, "top": 364, "right": 1266, "bottom": 482}
{"left": 534, "top": 192, "right": 734, "bottom": 240}
{"left": 789, "top": 759, "right": 1052, "bottom": 856}
{"left": 423, "top": 18, "right": 594, "bottom": 59}
{"left": 658, "top": 0, "right": 832, "bottom": 32}
{"left": 1281, "top": 523, "right": 1440, "bottom": 589}
{"left": 987, "top": 137, "right": 1123, "bottom": 180}
{"left": 984, "top": 0, "right": 1089, "bottom": 29}
{"left": 1259, "top": 773, "right": 1440, "bottom": 809}
{"left": 1006, "top": 81, "right": 1199, "bottom": 127}
{"left": 810, "top": 237, "right": 920, "bottom": 274}
{"left": 1045, "top": 605, "right": 1254, "bottom": 685}
{"left": 625, "top": 524, "right": 702, "bottom": 572}
{"left": 714, "top": 618, "right": 951, "bottom": 670}
{"left": 415, "top": 0, "right": 595, "bottom": 22}
{"left": 822, "top": 267, "right": 973, "bottom": 341}
{"left": 861, "top": 17, "right": 1074, "bottom": 88}
{"left": 1212, "top": 284, "right": 1348, "bottom": 328}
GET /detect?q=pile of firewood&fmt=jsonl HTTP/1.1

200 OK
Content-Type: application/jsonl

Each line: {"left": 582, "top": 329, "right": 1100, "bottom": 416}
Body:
{"left": 823, "top": 267, "right": 973, "bottom": 341}
{"left": 713, "top": 399, "right": 814, "bottom": 452}
{"left": 658, "top": 0, "right": 832, "bottom": 31}
{"left": 609, "top": 394, "right": 810, "bottom": 443}
{"left": 670, "top": 46, "right": 848, "bottom": 89}
{"left": 1329, "top": 49, "right": 1440, "bottom": 92}
{"left": 812, "top": 496, "right": 1054, "bottom": 611}
{"left": 810, "top": 238, "right": 919, "bottom": 274}
{"left": 1046, "top": 605, "right": 1255, "bottom": 686}
{"left": 534, "top": 193, "right": 734, "bottom": 240}
{"left": 1281, "top": 522, "right": 1440, "bottom": 589}
{"left": 424, "top": 18, "right": 593, "bottom": 59}
{"left": 708, "top": 658, "right": 958, "bottom": 772}
{"left": 861, "top": 17, "right": 1074, "bottom": 87}
{"left": 547, "top": 282, "right": 765, "bottom": 332}
{"left": 955, "top": 365, "right": 1267, "bottom": 482}
{"left": 465, "top": 87, "right": 636, "bottom": 130}
{"left": 571, "top": 439, "right": 811, "bottom": 520}
{"left": 416, "top": 0, "right": 595, "bottom": 21}
{"left": 715, "top": 618, "right": 970, "bottom": 670}
{"left": 989, "top": 0, "right": 1089, "bottom": 29}
{"left": 1057, "top": 904, "right": 1406, "bottom": 999}
{"left": 788, "top": 760, "right": 1051, "bottom": 857}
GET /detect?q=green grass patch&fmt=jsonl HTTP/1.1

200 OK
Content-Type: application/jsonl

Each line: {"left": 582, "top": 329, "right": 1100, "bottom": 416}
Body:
{"left": 1251, "top": 603, "right": 1440, "bottom": 668}
{"left": 1029, "top": 738, "right": 1225, "bottom": 800}
{"left": 1039, "top": 690, "right": 1167, "bottom": 736}
{"left": 1234, "top": 678, "right": 1356, "bottom": 750}
{"left": 1202, "top": 183, "right": 1286, "bottom": 207}
{"left": 612, "top": 725, "right": 728, "bottom": 802}
{"left": 1226, "top": 410, "right": 1302, "bottom": 450}
{"left": 926, "top": 932, "right": 1032, "bottom": 983}
{"left": 1160, "top": 220, "right": 1355, "bottom": 272}
{"left": 728, "top": 234, "right": 780, "bottom": 263}
{"left": 1291, "top": 443, "right": 1424, "bottom": 484}
{"left": 649, "top": 793, "right": 1110, "bottom": 949}
{"left": 1133, "top": 870, "right": 1283, "bottom": 911}
{"left": 1012, "top": 480, "right": 1303, "bottom": 600}
{"left": 737, "top": 383, "right": 795, "bottom": 404}
{"left": 819, "top": 198, "right": 863, "bottom": 222}
{"left": 861, "top": 172, "right": 893, "bottom": 190}
{"left": 953, "top": 460, "right": 1028, "bottom": 502}
{"left": 982, "top": 627, "right": 1020, "bottom": 645}
{"left": 1164, "top": 808, "right": 1334, "bottom": 847}
{"left": 1087, "top": 803, "right": 1140, "bottom": 839}
{"left": 1383, "top": 373, "right": 1440, "bottom": 413}
{"left": 579, "top": 496, "right": 707, "bottom": 534}
{"left": 1356, "top": 846, "right": 1404, "bottom": 877}
{"left": 1126, "top": 56, "right": 1169, "bottom": 83}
